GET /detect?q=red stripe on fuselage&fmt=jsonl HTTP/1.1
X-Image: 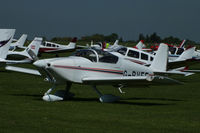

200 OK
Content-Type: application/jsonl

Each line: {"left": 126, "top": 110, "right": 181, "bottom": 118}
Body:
{"left": 53, "top": 65, "right": 123, "bottom": 75}
{"left": 39, "top": 48, "right": 59, "bottom": 53}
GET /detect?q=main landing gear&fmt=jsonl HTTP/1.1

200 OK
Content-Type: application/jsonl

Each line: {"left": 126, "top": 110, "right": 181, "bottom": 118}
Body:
{"left": 42, "top": 83, "right": 121, "bottom": 103}
{"left": 92, "top": 85, "right": 120, "bottom": 103}
{"left": 42, "top": 82, "right": 74, "bottom": 102}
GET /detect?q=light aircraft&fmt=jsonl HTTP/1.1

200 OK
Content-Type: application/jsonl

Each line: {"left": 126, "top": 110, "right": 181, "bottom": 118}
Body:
{"left": 9, "top": 34, "right": 27, "bottom": 50}
{"left": 7, "top": 43, "right": 189, "bottom": 103}
{"left": 149, "top": 40, "right": 186, "bottom": 52}
{"left": 39, "top": 37, "right": 77, "bottom": 53}
{"left": 0, "top": 29, "right": 42, "bottom": 65}
{"left": 109, "top": 44, "right": 198, "bottom": 75}
{"left": 81, "top": 40, "right": 119, "bottom": 50}
{"left": 7, "top": 37, "right": 42, "bottom": 63}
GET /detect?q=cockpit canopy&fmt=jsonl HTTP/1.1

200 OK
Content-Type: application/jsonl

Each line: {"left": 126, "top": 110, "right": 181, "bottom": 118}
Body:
{"left": 72, "top": 49, "right": 119, "bottom": 64}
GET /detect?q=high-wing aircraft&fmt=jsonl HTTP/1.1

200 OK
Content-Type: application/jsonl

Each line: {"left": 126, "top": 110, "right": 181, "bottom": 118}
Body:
{"left": 39, "top": 37, "right": 77, "bottom": 53}
{"left": 7, "top": 43, "right": 188, "bottom": 103}
{"left": 9, "top": 34, "right": 27, "bottom": 50}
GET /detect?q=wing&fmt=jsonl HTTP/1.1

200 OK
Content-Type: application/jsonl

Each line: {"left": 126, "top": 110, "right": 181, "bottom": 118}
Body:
{"left": 5, "top": 66, "right": 41, "bottom": 76}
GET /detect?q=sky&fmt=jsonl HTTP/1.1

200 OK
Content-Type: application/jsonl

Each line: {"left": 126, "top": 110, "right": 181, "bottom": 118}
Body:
{"left": 0, "top": 0, "right": 200, "bottom": 42}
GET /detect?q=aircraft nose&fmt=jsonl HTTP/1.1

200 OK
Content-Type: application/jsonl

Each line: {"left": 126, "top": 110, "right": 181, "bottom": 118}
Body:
{"left": 33, "top": 60, "right": 47, "bottom": 68}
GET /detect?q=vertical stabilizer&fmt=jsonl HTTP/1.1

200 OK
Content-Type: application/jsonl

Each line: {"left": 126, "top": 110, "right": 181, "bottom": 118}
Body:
{"left": 149, "top": 43, "right": 168, "bottom": 72}
{"left": 25, "top": 37, "right": 43, "bottom": 56}
{"left": 0, "top": 29, "right": 15, "bottom": 59}
{"left": 67, "top": 37, "right": 77, "bottom": 48}
{"left": 179, "top": 40, "right": 186, "bottom": 48}
{"left": 11, "top": 34, "right": 27, "bottom": 48}
{"left": 136, "top": 40, "right": 145, "bottom": 50}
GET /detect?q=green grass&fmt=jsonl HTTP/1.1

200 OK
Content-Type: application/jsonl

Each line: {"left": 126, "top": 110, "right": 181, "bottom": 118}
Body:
{"left": 1, "top": 67, "right": 200, "bottom": 133}
{"left": 1, "top": 49, "right": 200, "bottom": 132}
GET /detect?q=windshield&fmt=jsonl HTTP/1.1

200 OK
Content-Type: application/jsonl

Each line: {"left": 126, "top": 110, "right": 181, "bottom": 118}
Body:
{"left": 72, "top": 49, "right": 118, "bottom": 63}
{"left": 110, "top": 46, "right": 127, "bottom": 55}
{"left": 169, "top": 47, "right": 176, "bottom": 54}
{"left": 95, "top": 49, "right": 119, "bottom": 63}
{"left": 72, "top": 49, "right": 97, "bottom": 62}
{"left": 176, "top": 48, "right": 184, "bottom": 55}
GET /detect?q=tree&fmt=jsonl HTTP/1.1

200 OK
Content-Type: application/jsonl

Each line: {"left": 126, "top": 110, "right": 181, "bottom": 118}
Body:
{"left": 149, "top": 32, "right": 161, "bottom": 43}
{"left": 138, "top": 33, "right": 145, "bottom": 41}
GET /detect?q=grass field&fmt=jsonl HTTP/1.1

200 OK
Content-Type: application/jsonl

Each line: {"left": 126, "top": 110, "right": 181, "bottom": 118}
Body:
{"left": 1, "top": 48, "right": 200, "bottom": 133}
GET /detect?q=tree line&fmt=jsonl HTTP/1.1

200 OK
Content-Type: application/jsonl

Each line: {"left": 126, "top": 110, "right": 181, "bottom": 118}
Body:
{"left": 50, "top": 32, "right": 198, "bottom": 45}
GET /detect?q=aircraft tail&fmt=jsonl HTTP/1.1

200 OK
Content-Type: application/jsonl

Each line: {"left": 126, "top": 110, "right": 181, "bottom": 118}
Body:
{"left": 113, "top": 40, "right": 119, "bottom": 46}
{"left": 0, "top": 29, "right": 16, "bottom": 59}
{"left": 25, "top": 37, "right": 43, "bottom": 56}
{"left": 136, "top": 40, "right": 145, "bottom": 50}
{"left": 67, "top": 37, "right": 77, "bottom": 48}
{"left": 178, "top": 40, "right": 186, "bottom": 48}
{"left": 175, "top": 47, "right": 195, "bottom": 61}
{"left": 149, "top": 43, "right": 168, "bottom": 72}
{"left": 11, "top": 34, "right": 27, "bottom": 48}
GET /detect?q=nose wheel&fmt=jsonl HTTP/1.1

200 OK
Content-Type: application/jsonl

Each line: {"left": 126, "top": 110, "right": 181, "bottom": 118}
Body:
{"left": 43, "top": 82, "right": 74, "bottom": 102}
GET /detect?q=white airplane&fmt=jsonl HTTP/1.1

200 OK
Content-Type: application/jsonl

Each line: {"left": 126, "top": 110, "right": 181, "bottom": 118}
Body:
{"left": 7, "top": 37, "right": 42, "bottom": 63}
{"left": 0, "top": 29, "right": 31, "bottom": 64}
{"left": 109, "top": 44, "right": 197, "bottom": 75}
{"left": 80, "top": 40, "right": 120, "bottom": 50}
{"left": 39, "top": 37, "right": 77, "bottom": 53}
{"left": 9, "top": 34, "right": 27, "bottom": 50}
{"left": 7, "top": 43, "right": 188, "bottom": 103}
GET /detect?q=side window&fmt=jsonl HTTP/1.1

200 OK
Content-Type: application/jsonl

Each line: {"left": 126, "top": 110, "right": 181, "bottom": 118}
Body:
{"left": 176, "top": 48, "right": 184, "bottom": 55}
{"left": 150, "top": 56, "right": 154, "bottom": 61}
{"left": 41, "top": 42, "right": 45, "bottom": 46}
{"left": 169, "top": 47, "right": 176, "bottom": 54}
{"left": 52, "top": 44, "right": 56, "bottom": 47}
{"left": 141, "top": 53, "right": 148, "bottom": 60}
{"left": 127, "top": 50, "right": 139, "bottom": 58}
{"left": 47, "top": 43, "right": 51, "bottom": 47}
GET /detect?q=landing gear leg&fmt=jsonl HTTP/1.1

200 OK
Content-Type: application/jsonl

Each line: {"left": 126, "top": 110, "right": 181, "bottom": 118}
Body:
{"left": 92, "top": 85, "right": 120, "bottom": 103}
{"left": 43, "top": 83, "right": 60, "bottom": 101}
{"left": 62, "top": 82, "right": 75, "bottom": 99}
{"left": 42, "top": 82, "right": 74, "bottom": 102}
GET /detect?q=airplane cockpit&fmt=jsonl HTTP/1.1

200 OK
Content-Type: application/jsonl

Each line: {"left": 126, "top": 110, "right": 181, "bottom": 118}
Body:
{"left": 41, "top": 41, "right": 60, "bottom": 48}
{"left": 169, "top": 46, "right": 184, "bottom": 55}
{"left": 72, "top": 49, "right": 118, "bottom": 64}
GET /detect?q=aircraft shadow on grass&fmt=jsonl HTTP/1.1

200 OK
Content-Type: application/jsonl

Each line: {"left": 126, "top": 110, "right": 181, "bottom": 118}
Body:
{"left": 11, "top": 93, "right": 183, "bottom": 106}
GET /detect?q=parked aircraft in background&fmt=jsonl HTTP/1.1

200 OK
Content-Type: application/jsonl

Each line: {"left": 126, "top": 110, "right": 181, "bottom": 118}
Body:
{"left": 39, "top": 37, "right": 77, "bottom": 54}
{"left": 80, "top": 40, "right": 120, "bottom": 50}
{"left": 0, "top": 29, "right": 32, "bottom": 65}
{"left": 9, "top": 34, "right": 27, "bottom": 50}
{"left": 110, "top": 44, "right": 198, "bottom": 75}
{"left": 7, "top": 37, "right": 42, "bottom": 63}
